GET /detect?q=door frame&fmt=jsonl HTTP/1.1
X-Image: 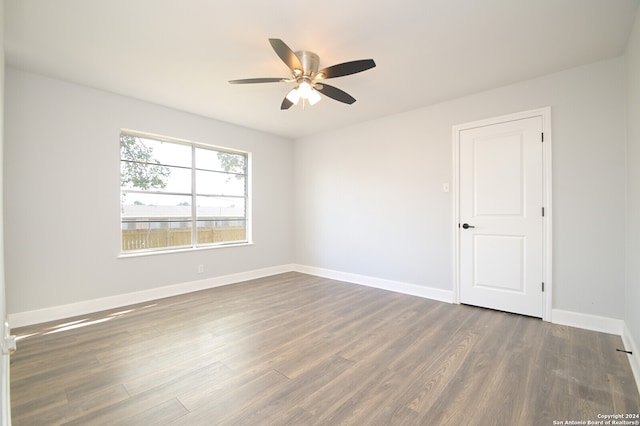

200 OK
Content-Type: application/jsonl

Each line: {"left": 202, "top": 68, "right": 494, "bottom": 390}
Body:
{"left": 452, "top": 107, "right": 553, "bottom": 321}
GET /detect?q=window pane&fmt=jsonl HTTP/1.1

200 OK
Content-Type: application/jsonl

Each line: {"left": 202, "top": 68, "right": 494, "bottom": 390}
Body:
{"left": 196, "top": 148, "right": 246, "bottom": 174}
{"left": 121, "top": 220, "right": 192, "bottom": 251}
{"left": 121, "top": 135, "right": 192, "bottom": 167}
{"left": 120, "top": 160, "right": 171, "bottom": 192}
{"left": 196, "top": 196, "right": 245, "bottom": 218}
{"left": 196, "top": 220, "right": 246, "bottom": 245}
{"left": 121, "top": 193, "right": 192, "bottom": 218}
{"left": 121, "top": 164, "right": 191, "bottom": 194}
{"left": 161, "top": 166, "right": 192, "bottom": 193}
{"left": 121, "top": 192, "right": 193, "bottom": 252}
{"left": 150, "top": 140, "right": 192, "bottom": 167}
{"left": 195, "top": 170, "right": 245, "bottom": 196}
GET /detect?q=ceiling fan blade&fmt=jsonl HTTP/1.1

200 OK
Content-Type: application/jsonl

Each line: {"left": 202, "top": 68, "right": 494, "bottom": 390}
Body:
{"left": 316, "top": 83, "right": 356, "bottom": 104}
{"left": 229, "top": 78, "right": 284, "bottom": 84}
{"left": 269, "top": 38, "right": 303, "bottom": 73}
{"left": 281, "top": 96, "right": 294, "bottom": 110}
{"left": 316, "top": 59, "right": 376, "bottom": 80}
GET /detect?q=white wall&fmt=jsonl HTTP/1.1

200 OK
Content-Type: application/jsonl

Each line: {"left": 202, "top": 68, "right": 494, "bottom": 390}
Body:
{"left": 4, "top": 68, "right": 294, "bottom": 315}
{"left": 0, "top": 0, "right": 10, "bottom": 423}
{"left": 625, "top": 7, "right": 640, "bottom": 374}
{"left": 294, "top": 57, "right": 627, "bottom": 319}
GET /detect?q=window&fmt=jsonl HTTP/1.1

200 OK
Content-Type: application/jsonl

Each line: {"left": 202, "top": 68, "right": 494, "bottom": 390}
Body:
{"left": 120, "top": 131, "right": 249, "bottom": 253}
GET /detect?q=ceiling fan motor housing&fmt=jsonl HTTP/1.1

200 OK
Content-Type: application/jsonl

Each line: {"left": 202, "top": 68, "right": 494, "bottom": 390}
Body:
{"left": 296, "top": 51, "right": 319, "bottom": 76}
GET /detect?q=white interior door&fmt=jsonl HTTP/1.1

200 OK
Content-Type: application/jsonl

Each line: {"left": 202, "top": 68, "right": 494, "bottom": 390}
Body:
{"left": 459, "top": 115, "right": 544, "bottom": 317}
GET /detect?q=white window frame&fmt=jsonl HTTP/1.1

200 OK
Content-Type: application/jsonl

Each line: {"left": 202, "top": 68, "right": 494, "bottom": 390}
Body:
{"left": 119, "top": 129, "right": 251, "bottom": 255}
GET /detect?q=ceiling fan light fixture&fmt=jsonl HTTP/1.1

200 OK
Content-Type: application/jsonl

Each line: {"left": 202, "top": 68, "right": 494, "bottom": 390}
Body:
{"left": 308, "top": 88, "right": 322, "bottom": 106}
{"left": 297, "top": 81, "right": 313, "bottom": 99}
{"left": 285, "top": 88, "right": 300, "bottom": 105}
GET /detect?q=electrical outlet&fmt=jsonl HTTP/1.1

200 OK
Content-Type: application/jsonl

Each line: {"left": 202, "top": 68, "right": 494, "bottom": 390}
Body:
{"left": 197, "top": 264, "right": 204, "bottom": 273}
{"left": 443, "top": 183, "right": 450, "bottom": 193}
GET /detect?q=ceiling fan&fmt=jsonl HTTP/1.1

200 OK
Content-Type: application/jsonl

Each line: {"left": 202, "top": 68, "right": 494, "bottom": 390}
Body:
{"left": 229, "top": 38, "right": 376, "bottom": 110}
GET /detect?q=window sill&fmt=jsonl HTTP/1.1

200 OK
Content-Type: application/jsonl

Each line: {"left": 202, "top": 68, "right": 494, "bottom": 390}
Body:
{"left": 117, "top": 241, "right": 254, "bottom": 259}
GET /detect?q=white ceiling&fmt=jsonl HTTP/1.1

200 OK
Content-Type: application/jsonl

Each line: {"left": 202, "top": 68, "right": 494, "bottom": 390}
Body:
{"left": 5, "top": 0, "right": 639, "bottom": 139}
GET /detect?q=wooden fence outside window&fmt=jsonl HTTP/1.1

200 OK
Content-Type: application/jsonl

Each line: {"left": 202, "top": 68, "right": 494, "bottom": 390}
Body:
{"left": 121, "top": 226, "right": 246, "bottom": 251}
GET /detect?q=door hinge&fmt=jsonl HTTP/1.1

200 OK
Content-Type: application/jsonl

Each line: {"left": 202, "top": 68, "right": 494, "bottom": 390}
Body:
{"left": 542, "top": 207, "right": 545, "bottom": 217}
{"left": 541, "top": 132, "right": 544, "bottom": 142}
{"left": 542, "top": 282, "right": 545, "bottom": 292}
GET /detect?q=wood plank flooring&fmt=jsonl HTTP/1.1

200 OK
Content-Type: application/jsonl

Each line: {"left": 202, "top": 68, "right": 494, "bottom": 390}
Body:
{"left": 10, "top": 272, "right": 640, "bottom": 425}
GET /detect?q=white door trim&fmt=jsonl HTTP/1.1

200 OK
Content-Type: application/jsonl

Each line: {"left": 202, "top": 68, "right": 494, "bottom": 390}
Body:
{"left": 452, "top": 107, "right": 552, "bottom": 321}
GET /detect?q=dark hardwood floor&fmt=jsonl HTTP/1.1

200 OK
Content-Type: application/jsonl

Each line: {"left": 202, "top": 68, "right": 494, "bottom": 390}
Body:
{"left": 9, "top": 272, "right": 640, "bottom": 425}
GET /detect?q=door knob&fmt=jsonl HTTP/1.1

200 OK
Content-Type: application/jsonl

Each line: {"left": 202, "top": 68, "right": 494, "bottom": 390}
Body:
{"left": 462, "top": 223, "right": 475, "bottom": 229}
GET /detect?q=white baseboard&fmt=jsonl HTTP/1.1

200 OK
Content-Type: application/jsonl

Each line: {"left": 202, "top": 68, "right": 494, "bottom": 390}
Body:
{"left": 551, "top": 309, "right": 624, "bottom": 335}
{"left": 622, "top": 323, "right": 640, "bottom": 392}
{"left": 8, "top": 264, "right": 295, "bottom": 328}
{"left": 8, "top": 264, "right": 453, "bottom": 328}
{"left": 292, "top": 264, "right": 454, "bottom": 303}
{"left": 10, "top": 261, "right": 632, "bottom": 372}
